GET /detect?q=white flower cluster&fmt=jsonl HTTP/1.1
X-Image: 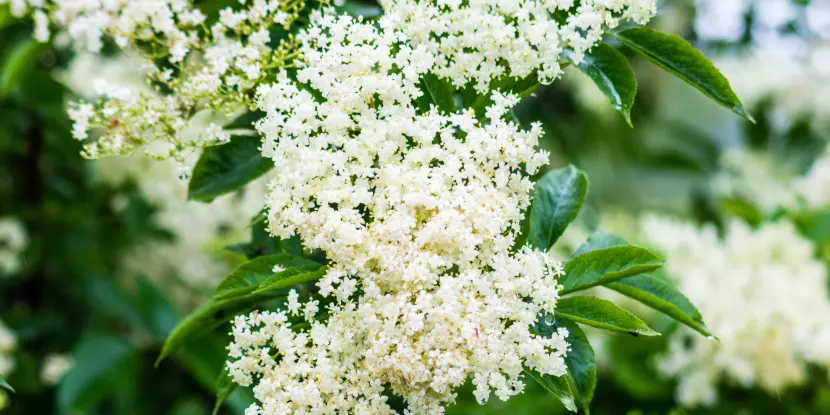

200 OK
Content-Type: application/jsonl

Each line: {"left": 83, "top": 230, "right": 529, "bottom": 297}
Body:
{"left": 693, "top": 0, "right": 830, "bottom": 127}
{"left": 0, "top": 217, "right": 28, "bottom": 277}
{"left": 227, "top": 13, "right": 570, "bottom": 414}
{"left": 0, "top": 320, "right": 16, "bottom": 378}
{"left": 642, "top": 215, "right": 830, "bottom": 407}
{"left": 4, "top": 0, "right": 310, "bottom": 166}
{"left": 379, "top": 0, "right": 656, "bottom": 91}
{"left": 712, "top": 148, "right": 799, "bottom": 215}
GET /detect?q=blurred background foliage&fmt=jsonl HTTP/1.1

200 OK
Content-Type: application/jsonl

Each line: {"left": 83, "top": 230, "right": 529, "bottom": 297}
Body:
{"left": 1, "top": 0, "right": 829, "bottom": 414}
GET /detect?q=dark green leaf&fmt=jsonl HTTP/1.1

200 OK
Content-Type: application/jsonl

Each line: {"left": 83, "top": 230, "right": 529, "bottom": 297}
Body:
{"left": 0, "top": 375, "right": 13, "bottom": 395}
{"left": 422, "top": 73, "right": 456, "bottom": 114}
{"left": 560, "top": 245, "right": 663, "bottom": 294}
{"left": 0, "top": 38, "right": 44, "bottom": 98}
{"left": 213, "top": 369, "right": 236, "bottom": 415}
{"left": 213, "top": 253, "right": 321, "bottom": 300}
{"left": 529, "top": 166, "right": 588, "bottom": 251}
{"left": 607, "top": 274, "right": 712, "bottom": 337}
{"left": 559, "top": 320, "right": 596, "bottom": 414}
{"left": 614, "top": 27, "right": 753, "bottom": 122}
{"left": 524, "top": 369, "right": 577, "bottom": 412}
{"left": 576, "top": 43, "right": 637, "bottom": 126}
{"left": 58, "top": 336, "right": 135, "bottom": 411}
{"left": 188, "top": 135, "right": 272, "bottom": 202}
{"left": 555, "top": 296, "right": 659, "bottom": 336}
{"left": 254, "top": 266, "right": 328, "bottom": 294}
{"left": 572, "top": 231, "right": 628, "bottom": 256}
{"left": 157, "top": 291, "right": 285, "bottom": 365}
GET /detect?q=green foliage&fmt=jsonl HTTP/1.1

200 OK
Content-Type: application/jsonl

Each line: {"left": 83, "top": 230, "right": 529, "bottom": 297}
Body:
{"left": 607, "top": 274, "right": 712, "bottom": 338}
{"left": 576, "top": 43, "right": 637, "bottom": 126}
{"left": 554, "top": 296, "right": 659, "bottom": 337}
{"left": 421, "top": 73, "right": 457, "bottom": 114}
{"left": 0, "top": 37, "right": 43, "bottom": 98}
{"left": 213, "top": 253, "right": 321, "bottom": 300}
{"left": 525, "top": 369, "right": 577, "bottom": 412}
{"left": 0, "top": 375, "right": 13, "bottom": 394}
{"left": 57, "top": 335, "right": 136, "bottom": 412}
{"left": 560, "top": 246, "right": 664, "bottom": 294}
{"left": 614, "top": 27, "right": 753, "bottom": 122}
{"left": 188, "top": 134, "right": 273, "bottom": 202}
{"left": 528, "top": 166, "right": 588, "bottom": 251}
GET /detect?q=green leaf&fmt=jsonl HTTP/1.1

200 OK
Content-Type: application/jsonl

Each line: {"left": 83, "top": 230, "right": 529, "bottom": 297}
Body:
{"left": 254, "top": 266, "right": 328, "bottom": 294}
{"left": 0, "top": 38, "right": 44, "bottom": 98}
{"left": 576, "top": 43, "right": 637, "bottom": 126}
{"left": 524, "top": 369, "right": 577, "bottom": 412}
{"left": 0, "top": 376, "right": 13, "bottom": 395}
{"left": 529, "top": 166, "right": 588, "bottom": 251}
{"left": 58, "top": 336, "right": 136, "bottom": 412}
{"left": 560, "top": 245, "right": 663, "bottom": 294}
{"left": 157, "top": 291, "right": 284, "bottom": 366}
{"left": 554, "top": 296, "right": 659, "bottom": 336}
{"left": 614, "top": 27, "right": 753, "bottom": 122}
{"left": 188, "top": 135, "right": 272, "bottom": 202}
{"left": 559, "top": 320, "right": 596, "bottom": 414}
{"left": 572, "top": 231, "right": 628, "bottom": 256}
{"left": 213, "top": 369, "right": 236, "bottom": 415}
{"left": 213, "top": 253, "right": 321, "bottom": 300}
{"left": 422, "top": 73, "right": 456, "bottom": 114}
{"left": 607, "top": 274, "right": 712, "bottom": 338}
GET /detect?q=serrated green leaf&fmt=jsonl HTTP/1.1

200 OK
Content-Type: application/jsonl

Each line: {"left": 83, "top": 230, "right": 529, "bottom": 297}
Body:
{"left": 254, "top": 266, "right": 328, "bottom": 294}
{"left": 0, "top": 376, "right": 13, "bottom": 395}
{"left": 529, "top": 166, "right": 588, "bottom": 251}
{"left": 572, "top": 231, "right": 628, "bottom": 256}
{"left": 560, "top": 245, "right": 663, "bottom": 294}
{"left": 524, "top": 369, "right": 577, "bottom": 412}
{"left": 576, "top": 43, "right": 637, "bottom": 126}
{"left": 213, "top": 253, "right": 321, "bottom": 300}
{"left": 58, "top": 336, "right": 136, "bottom": 412}
{"left": 614, "top": 27, "right": 753, "bottom": 122}
{"left": 0, "top": 38, "right": 44, "bottom": 98}
{"left": 422, "top": 73, "right": 456, "bottom": 114}
{"left": 213, "top": 369, "right": 236, "bottom": 415}
{"left": 188, "top": 135, "right": 272, "bottom": 202}
{"left": 607, "top": 274, "right": 712, "bottom": 338}
{"left": 555, "top": 296, "right": 659, "bottom": 336}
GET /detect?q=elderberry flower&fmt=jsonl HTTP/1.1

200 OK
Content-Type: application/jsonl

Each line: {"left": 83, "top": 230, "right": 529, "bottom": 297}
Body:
{"left": 5, "top": 0, "right": 313, "bottom": 165}
{"left": 379, "top": 0, "right": 657, "bottom": 91}
{"left": 225, "top": 14, "right": 571, "bottom": 413}
{"left": 642, "top": 215, "right": 830, "bottom": 407}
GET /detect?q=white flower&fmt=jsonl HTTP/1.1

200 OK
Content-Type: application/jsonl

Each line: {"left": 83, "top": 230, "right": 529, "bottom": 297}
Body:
{"left": 0, "top": 217, "right": 28, "bottom": 277}
{"left": 41, "top": 354, "right": 74, "bottom": 385}
{"left": 0, "top": 320, "right": 16, "bottom": 378}
{"left": 642, "top": 215, "right": 830, "bottom": 407}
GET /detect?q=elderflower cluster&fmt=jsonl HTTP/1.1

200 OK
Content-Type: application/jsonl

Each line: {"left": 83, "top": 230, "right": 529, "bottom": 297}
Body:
{"left": 641, "top": 215, "right": 830, "bottom": 407}
{"left": 693, "top": 0, "right": 830, "bottom": 127}
{"left": 227, "top": 13, "right": 570, "bottom": 413}
{"left": 378, "top": 0, "right": 657, "bottom": 91}
{"left": 0, "top": 217, "right": 28, "bottom": 277}
{"left": 5, "top": 0, "right": 312, "bottom": 166}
